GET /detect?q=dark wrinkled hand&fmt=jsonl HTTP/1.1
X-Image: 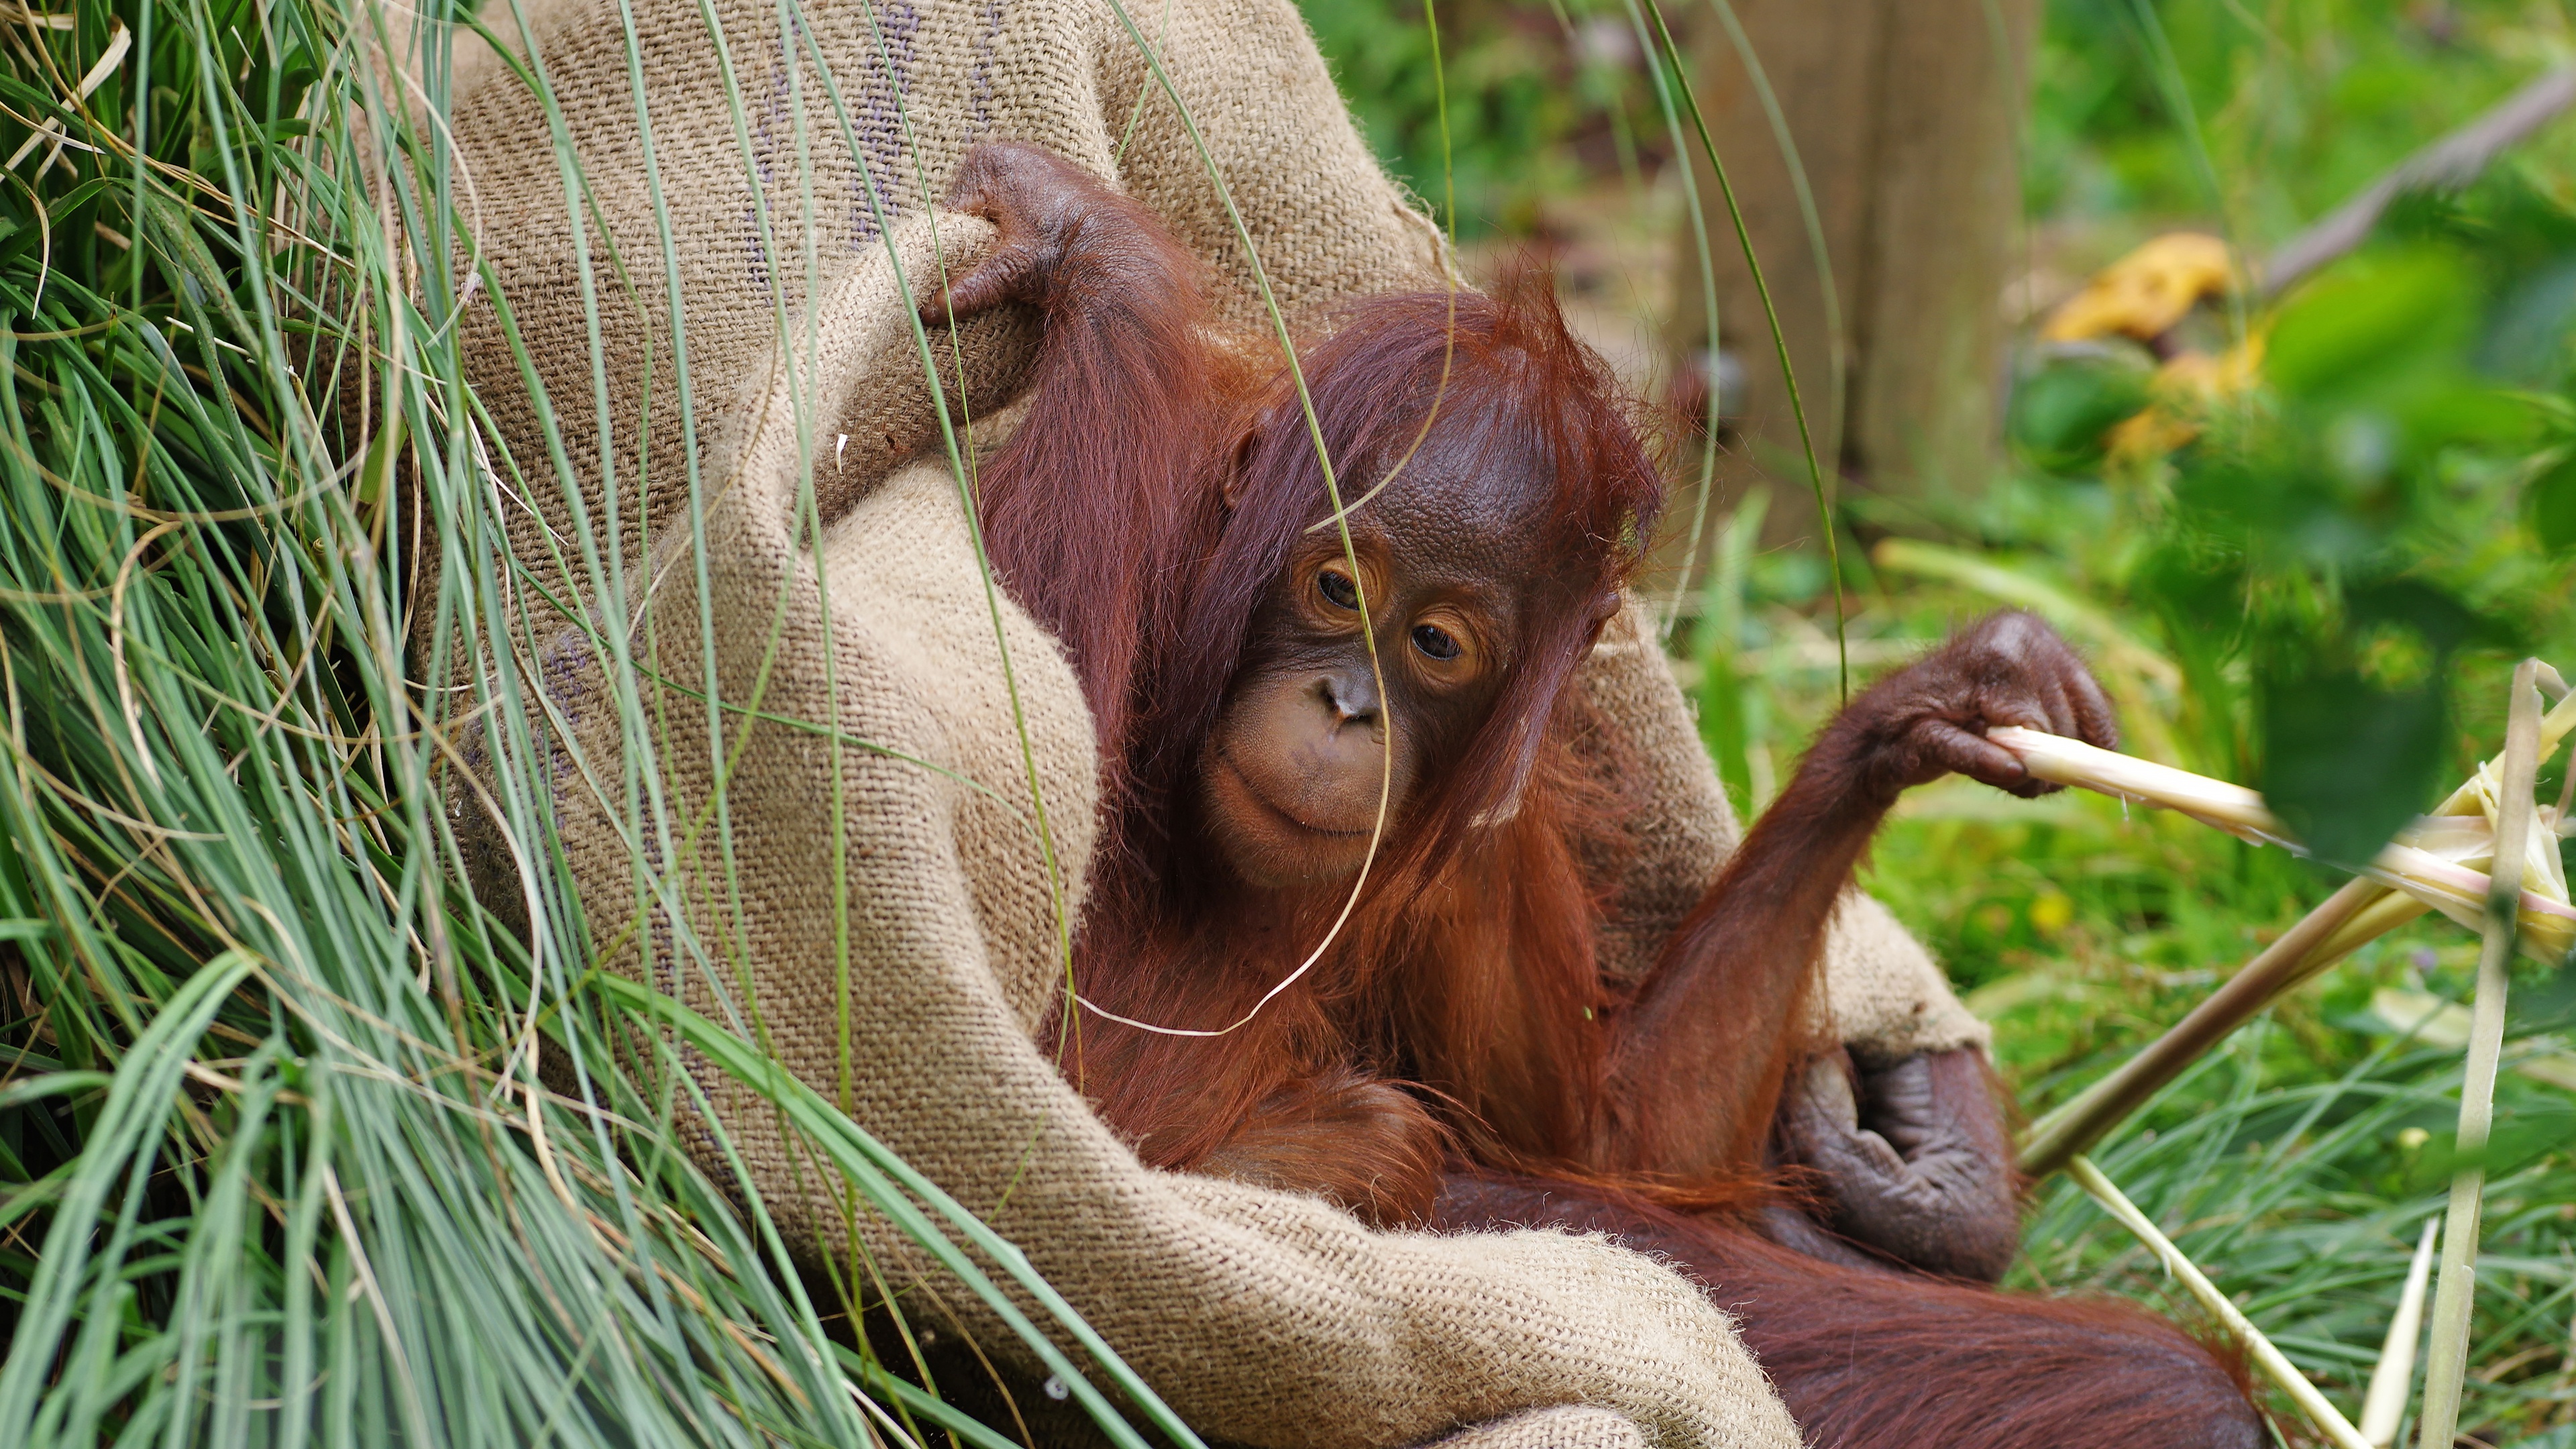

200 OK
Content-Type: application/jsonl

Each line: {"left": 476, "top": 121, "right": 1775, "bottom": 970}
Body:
{"left": 1780, "top": 1048, "right": 2021, "bottom": 1283}
{"left": 1833, "top": 610, "right": 2116, "bottom": 801}
{"left": 920, "top": 142, "right": 1118, "bottom": 325}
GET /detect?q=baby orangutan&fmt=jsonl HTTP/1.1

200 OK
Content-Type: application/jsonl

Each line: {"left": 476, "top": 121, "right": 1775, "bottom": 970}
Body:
{"left": 918, "top": 141, "right": 2265, "bottom": 1449}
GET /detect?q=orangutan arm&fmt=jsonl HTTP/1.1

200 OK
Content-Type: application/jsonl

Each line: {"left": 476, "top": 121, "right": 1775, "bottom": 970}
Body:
{"left": 1592, "top": 612, "right": 2115, "bottom": 1184}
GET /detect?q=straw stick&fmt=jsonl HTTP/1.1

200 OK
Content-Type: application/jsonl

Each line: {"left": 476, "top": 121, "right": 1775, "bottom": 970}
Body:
{"left": 2416, "top": 659, "right": 2544, "bottom": 1449}
{"left": 2067, "top": 1155, "right": 2373, "bottom": 1449}
{"left": 2009, "top": 690, "right": 2576, "bottom": 1175}
{"left": 2018, "top": 877, "right": 2379, "bottom": 1177}
{"left": 1994, "top": 725, "right": 2286, "bottom": 844}
{"left": 2359, "top": 1218, "right": 2440, "bottom": 1447}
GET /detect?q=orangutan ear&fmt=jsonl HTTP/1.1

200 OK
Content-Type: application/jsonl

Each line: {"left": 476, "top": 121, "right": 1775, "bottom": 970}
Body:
{"left": 1221, "top": 423, "right": 1261, "bottom": 511}
{"left": 1584, "top": 594, "right": 1620, "bottom": 648}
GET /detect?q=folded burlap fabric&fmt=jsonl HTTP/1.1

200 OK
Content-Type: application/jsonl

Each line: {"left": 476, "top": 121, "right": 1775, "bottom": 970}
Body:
{"left": 437, "top": 0, "right": 1980, "bottom": 1442}
{"left": 1432, "top": 1407, "right": 1652, "bottom": 1449}
{"left": 444, "top": 0, "right": 1981, "bottom": 1058}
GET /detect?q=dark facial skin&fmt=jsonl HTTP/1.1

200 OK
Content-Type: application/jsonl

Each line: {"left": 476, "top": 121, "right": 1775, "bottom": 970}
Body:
{"left": 1199, "top": 441, "right": 1564, "bottom": 890}
{"left": 918, "top": 138, "right": 1607, "bottom": 895}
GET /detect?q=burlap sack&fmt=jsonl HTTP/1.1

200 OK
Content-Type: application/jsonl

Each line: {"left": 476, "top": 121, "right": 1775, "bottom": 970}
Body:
{"left": 494, "top": 208, "right": 1796, "bottom": 1448}
{"left": 435, "top": 0, "right": 1974, "bottom": 1441}
{"left": 1434, "top": 1407, "right": 1651, "bottom": 1449}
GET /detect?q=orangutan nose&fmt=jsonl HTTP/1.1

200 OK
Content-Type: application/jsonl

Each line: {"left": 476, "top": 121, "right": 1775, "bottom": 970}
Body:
{"left": 1318, "top": 670, "right": 1381, "bottom": 731}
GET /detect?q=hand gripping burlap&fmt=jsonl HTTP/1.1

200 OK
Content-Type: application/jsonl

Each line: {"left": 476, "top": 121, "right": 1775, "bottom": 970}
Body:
{"left": 437, "top": 0, "right": 1974, "bottom": 1442}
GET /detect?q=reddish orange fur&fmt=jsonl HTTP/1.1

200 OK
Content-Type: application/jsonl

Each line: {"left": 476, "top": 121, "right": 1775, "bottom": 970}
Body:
{"left": 958, "top": 171, "right": 2263, "bottom": 1445}
{"left": 1435, "top": 1176, "right": 2270, "bottom": 1449}
{"left": 975, "top": 259, "right": 1666, "bottom": 1214}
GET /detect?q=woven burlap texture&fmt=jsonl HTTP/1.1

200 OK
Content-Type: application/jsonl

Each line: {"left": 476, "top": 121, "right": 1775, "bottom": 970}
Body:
{"left": 1434, "top": 1407, "right": 1651, "bottom": 1449}
{"left": 446, "top": 0, "right": 1979, "bottom": 1057}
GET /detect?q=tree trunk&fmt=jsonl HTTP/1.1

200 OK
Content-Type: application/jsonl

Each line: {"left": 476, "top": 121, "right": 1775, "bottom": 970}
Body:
{"left": 1662, "top": 0, "right": 2035, "bottom": 565}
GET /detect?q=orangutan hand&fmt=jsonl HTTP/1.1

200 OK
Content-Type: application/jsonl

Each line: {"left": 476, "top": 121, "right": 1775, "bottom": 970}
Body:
{"left": 1780, "top": 1047, "right": 2022, "bottom": 1283}
{"left": 922, "top": 141, "right": 1173, "bottom": 323}
{"left": 1817, "top": 610, "right": 2118, "bottom": 804}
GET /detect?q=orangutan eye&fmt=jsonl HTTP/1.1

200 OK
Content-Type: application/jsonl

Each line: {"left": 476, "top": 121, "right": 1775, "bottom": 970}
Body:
{"left": 1412, "top": 623, "right": 1461, "bottom": 661}
{"left": 1318, "top": 570, "right": 1361, "bottom": 610}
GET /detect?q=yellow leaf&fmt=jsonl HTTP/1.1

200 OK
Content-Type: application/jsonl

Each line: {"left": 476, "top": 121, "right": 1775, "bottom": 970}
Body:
{"left": 2042, "top": 232, "right": 2237, "bottom": 343}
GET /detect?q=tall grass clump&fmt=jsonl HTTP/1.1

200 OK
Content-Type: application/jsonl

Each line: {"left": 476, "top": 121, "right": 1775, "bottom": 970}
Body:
{"left": 0, "top": 3, "right": 1156, "bottom": 1444}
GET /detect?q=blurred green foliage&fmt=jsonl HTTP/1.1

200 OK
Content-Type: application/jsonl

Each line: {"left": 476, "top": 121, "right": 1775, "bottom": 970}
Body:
{"left": 1297, "top": 0, "right": 1664, "bottom": 232}
{"left": 2027, "top": 0, "right": 2575, "bottom": 234}
{"left": 1987, "top": 178, "right": 2576, "bottom": 866}
{"left": 2007, "top": 343, "right": 2159, "bottom": 472}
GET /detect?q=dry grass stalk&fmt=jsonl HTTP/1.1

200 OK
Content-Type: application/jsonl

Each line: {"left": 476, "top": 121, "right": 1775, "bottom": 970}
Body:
{"left": 2017, "top": 877, "right": 2379, "bottom": 1177}
{"left": 1988, "top": 724, "right": 2575, "bottom": 961}
{"left": 2415, "top": 661, "right": 2546, "bottom": 1449}
{"left": 2065, "top": 1155, "right": 2373, "bottom": 1449}
{"left": 2358, "top": 1218, "right": 2440, "bottom": 1447}
{"left": 2006, "top": 680, "right": 2576, "bottom": 1177}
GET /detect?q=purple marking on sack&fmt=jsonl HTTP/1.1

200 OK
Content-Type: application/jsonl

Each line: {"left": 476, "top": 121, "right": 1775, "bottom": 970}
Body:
{"left": 744, "top": 32, "right": 796, "bottom": 292}
{"left": 967, "top": 0, "right": 1006, "bottom": 136}
{"left": 849, "top": 0, "right": 920, "bottom": 247}
{"left": 537, "top": 628, "right": 604, "bottom": 794}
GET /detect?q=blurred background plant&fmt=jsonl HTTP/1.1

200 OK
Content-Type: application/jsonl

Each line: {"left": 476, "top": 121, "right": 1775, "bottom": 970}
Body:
{"left": 1299, "top": 0, "right": 2576, "bottom": 1441}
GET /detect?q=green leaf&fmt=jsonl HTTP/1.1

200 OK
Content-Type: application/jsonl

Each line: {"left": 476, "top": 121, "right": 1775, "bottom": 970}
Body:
{"left": 2345, "top": 578, "right": 2493, "bottom": 659}
{"left": 2009, "top": 347, "right": 2157, "bottom": 474}
{"left": 2257, "top": 669, "right": 2446, "bottom": 867}
{"left": 0, "top": 1074, "right": 109, "bottom": 1112}
{"left": 2267, "top": 248, "right": 2475, "bottom": 403}
{"left": 2527, "top": 451, "right": 2576, "bottom": 551}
